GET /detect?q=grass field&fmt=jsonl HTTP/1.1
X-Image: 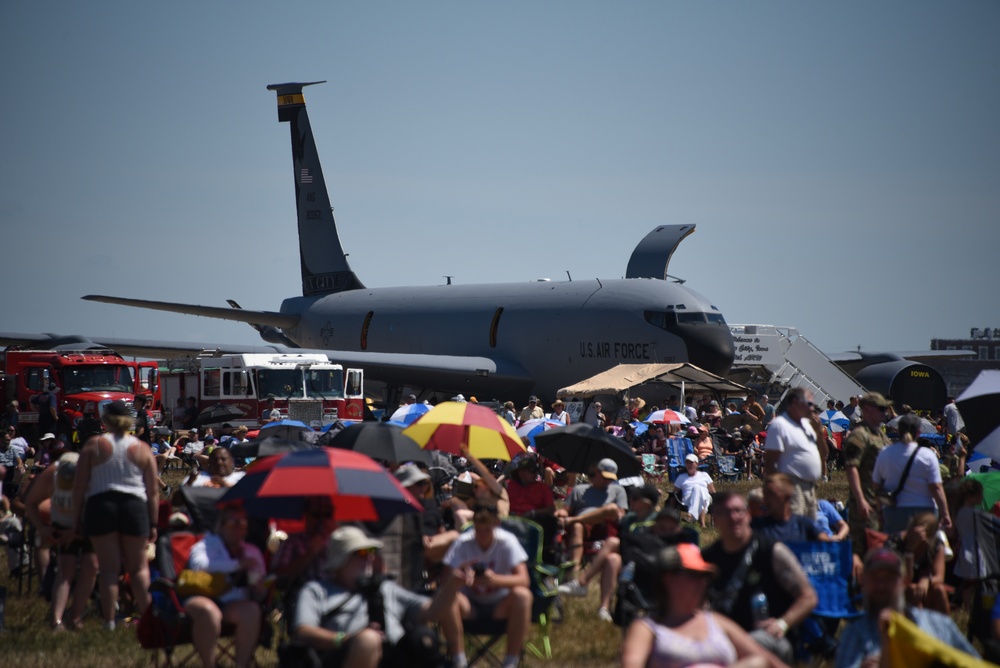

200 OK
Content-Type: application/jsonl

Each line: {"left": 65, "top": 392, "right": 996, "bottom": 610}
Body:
{"left": 1, "top": 471, "right": 856, "bottom": 666}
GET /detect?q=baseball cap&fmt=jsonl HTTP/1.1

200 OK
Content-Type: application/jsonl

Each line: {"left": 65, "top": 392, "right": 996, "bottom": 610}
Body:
{"left": 863, "top": 548, "right": 904, "bottom": 576}
{"left": 596, "top": 458, "right": 618, "bottom": 480}
{"left": 656, "top": 543, "right": 717, "bottom": 576}
{"left": 395, "top": 463, "right": 431, "bottom": 488}
{"left": 528, "top": 396, "right": 539, "bottom": 403}
{"left": 40, "top": 432, "right": 56, "bottom": 441}
{"left": 687, "top": 426, "right": 699, "bottom": 436}
{"left": 860, "top": 392, "right": 893, "bottom": 409}
{"left": 685, "top": 453, "right": 699, "bottom": 464}
{"left": 324, "top": 526, "right": 384, "bottom": 572}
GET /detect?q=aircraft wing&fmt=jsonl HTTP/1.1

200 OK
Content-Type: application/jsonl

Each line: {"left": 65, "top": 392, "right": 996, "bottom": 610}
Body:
{"left": 82, "top": 295, "right": 299, "bottom": 329}
{"left": 0, "top": 332, "right": 533, "bottom": 395}
{"left": 828, "top": 350, "right": 977, "bottom": 364}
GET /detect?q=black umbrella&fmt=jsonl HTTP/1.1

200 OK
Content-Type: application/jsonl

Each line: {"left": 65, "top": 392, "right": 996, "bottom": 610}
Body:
{"left": 534, "top": 422, "right": 642, "bottom": 478}
{"left": 195, "top": 403, "right": 247, "bottom": 427}
{"left": 329, "top": 422, "right": 431, "bottom": 465}
{"left": 229, "top": 435, "right": 312, "bottom": 459}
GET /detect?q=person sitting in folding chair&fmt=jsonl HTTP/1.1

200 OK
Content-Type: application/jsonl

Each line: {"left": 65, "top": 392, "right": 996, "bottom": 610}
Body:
{"left": 441, "top": 503, "right": 532, "bottom": 668}
{"left": 554, "top": 458, "right": 628, "bottom": 621}
{"left": 294, "top": 525, "right": 467, "bottom": 668}
{"left": 673, "top": 454, "right": 715, "bottom": 529}
{"left": 185, "top": 504, "right": 267, "bottom": 668}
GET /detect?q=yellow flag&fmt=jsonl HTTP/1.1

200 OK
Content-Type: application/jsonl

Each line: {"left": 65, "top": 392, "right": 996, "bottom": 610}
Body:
{"left": 883, "top": 610, "right": 990, "bottom": 668}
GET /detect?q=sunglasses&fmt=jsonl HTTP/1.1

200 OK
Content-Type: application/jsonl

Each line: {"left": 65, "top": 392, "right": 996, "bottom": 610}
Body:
{"left": 354, "top": 547, "right": 378, "bottom": 557}
{"left": 472, "top": 504, "right": 499, "bottom": 513}
{"left": 223, "top": 519, "right": 248, "bottom": 528}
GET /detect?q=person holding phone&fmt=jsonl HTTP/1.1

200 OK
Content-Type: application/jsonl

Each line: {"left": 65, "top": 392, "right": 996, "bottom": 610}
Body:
{"left": 441, "top": 504, "right": 532, "bottom": 668}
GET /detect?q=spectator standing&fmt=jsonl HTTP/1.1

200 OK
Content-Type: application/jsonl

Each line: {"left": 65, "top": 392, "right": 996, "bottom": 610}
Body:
{"left": 763, "top": 388, "right": 822, "bottom": 519}
{"left": 943, "top": 396, "right": 964, "bottom": 442}
{"left": 32, "top": 382, "right": 60, "bottom": 440}
{"left": 871, "top": 415, "right": 952, "bottom": 534}
{"left": 24, "top": 451, "right": 99, "bottom": 631}
{"left": 550, "top": 399, "right": 570, "bottom": 425}
{"left": 843, "top": 392, "right": 892, "bottom": 574}
{"left": 518, "top": 396, "right": 544, "bottom": 425}
{"left": 71, "top": 399, "right": 158, "bottom": 630}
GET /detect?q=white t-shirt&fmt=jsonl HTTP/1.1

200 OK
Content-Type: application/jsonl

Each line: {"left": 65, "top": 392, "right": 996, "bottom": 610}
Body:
{"left": 443, "top": 527, "right": 527, "bottom": 604}
{"left": 764, "top": 413, "right": 822, "bottom": 483}
{"left": 871, "top": 441, "right": 942, "bottom": 508}
{"left": 673, "top": 471, "right": 713, "bottom": 496}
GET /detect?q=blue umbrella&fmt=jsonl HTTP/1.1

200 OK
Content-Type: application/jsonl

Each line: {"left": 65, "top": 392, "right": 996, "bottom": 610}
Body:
{"left": 515, "top": 418, "right": 565, "bottom": 447}
{"left": 820, "top": 410, "right": 851, "bottom": 433}
{"left": 388, "top": 403, "right": 432, "bottom": 426}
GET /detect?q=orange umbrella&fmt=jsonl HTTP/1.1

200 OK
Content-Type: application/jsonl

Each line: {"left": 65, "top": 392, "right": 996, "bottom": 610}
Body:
{"left": 403, "top": 401, "right": 526, "bottom": 461}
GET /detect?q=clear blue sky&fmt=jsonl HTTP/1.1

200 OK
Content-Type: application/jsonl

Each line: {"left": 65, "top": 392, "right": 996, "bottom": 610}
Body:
{"left": 2, "top": 2, "right": 997, "bottom": 357}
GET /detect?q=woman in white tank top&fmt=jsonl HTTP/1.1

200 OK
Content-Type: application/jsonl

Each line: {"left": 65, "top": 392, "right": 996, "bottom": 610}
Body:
{"left": 71, "top": 400, "right": 159, "bottom": 630}
{"left": 25, "top": 451, "right": 100, "bottom": 630}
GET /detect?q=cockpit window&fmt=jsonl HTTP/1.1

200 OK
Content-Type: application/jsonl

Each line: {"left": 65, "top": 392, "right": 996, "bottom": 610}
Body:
{"left": 645, "top": 309, "right": 727, "bottom": 330}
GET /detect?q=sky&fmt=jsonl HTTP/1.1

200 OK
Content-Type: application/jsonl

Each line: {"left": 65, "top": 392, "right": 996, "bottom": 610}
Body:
{"left": 1, "top": 2, "right": 998, "bottom": 359}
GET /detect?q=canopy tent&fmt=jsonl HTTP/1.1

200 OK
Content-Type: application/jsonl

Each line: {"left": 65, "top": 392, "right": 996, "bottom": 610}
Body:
{"left": 556, "top": 363, "right": 747, "bottom": 400}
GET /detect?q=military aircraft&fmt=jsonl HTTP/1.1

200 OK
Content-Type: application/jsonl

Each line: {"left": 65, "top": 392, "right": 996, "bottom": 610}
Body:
{"left": 8, "top": 82, "right": 736, "bottom": 401}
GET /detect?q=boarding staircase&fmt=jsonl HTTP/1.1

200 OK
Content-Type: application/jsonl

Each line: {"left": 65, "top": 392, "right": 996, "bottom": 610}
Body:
{"left": 730, "top": 325, "right": 866, "bottom": 406}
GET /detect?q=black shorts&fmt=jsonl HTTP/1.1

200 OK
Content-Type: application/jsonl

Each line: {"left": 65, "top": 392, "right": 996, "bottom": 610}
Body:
{"left": 84, "top": 491, "right": 149, "bottom": 537}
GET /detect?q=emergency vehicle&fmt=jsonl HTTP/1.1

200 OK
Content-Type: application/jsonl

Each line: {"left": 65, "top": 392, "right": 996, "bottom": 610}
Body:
{"left": 160, "top": 353, "right": 364, "bottom": 429}
{"left": 0, "top": 349, "right": 160, "bottom": 441}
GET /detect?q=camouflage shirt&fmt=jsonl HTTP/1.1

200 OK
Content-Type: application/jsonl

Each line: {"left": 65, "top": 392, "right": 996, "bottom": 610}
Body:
{"left": 843, "top": 423, "right": 890, "bottom": 504}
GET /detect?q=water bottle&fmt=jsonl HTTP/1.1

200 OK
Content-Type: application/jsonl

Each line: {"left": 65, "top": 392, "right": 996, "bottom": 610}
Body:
{"left": 620, "top": 562, "right": 636, "bottom": 584}
{"left": 750, "top": 592, "right": 769, "bottom": 624}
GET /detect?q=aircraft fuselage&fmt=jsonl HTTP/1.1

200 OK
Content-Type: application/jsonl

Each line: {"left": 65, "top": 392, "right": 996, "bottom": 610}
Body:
{"left": 281, "top": 276, "right": 734, "bottom": 399}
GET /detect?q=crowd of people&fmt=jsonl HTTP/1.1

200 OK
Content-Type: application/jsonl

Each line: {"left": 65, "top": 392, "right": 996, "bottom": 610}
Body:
{"left": 0, "top": 387, "right": 992, "bottom": 667}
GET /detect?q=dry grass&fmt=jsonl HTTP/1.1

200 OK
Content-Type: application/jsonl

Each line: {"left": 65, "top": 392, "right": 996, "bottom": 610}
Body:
{"left": 0, "top": 470, "right": 901, "bottom": 667}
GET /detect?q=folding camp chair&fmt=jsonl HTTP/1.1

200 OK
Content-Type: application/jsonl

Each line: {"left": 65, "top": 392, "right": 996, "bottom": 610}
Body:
{"left": 716, "top": 455, "right": 741, "bottom": 483}
{"left": 665, "top": 438, "right": 693, "bottom": 481}
{"left": 640, "top": 453, "right": 667, "bottom": 481}
{"left": 786, "top": 540, "right": 861, "bottom": 659}
{"left": 464, "top": 516, "right": 563, "bottom": 666}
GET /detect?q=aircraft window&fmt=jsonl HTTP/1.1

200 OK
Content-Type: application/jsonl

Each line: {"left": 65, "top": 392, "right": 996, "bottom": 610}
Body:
{"left": 706, "top": 313, "right": 727, "bottom": 325}
{"left": 490, "top": 308, "right": 503, "bottom": 348}
{"left": 677, "top": 312, "right": 706, "bottom": 324}
{"left": 361, "top": 311, "right": 374, "bottom": 351}
{"left": 644, "top": 311, "right": 677, "bottom": 330}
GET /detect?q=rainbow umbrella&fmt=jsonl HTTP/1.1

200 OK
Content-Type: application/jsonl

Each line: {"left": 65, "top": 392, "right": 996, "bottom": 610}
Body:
{"left": 219, "top": 447, "right": 423, "bottom": 521}
{"left": 403, "top": 401, "right": 526, "bottom": 461}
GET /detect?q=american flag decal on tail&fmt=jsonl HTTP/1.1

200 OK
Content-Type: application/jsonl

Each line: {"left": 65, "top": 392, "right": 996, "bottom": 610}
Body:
{"left": 300, "top": 168, "right": 313, "bottom": 184}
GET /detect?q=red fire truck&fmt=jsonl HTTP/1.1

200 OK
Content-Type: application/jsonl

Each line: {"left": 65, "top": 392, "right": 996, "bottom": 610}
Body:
{"left": 0, "top": 349, "right": 161, "bottom": 442}
{"left": 160, "top": 353, "right": 364, "bottom": 429}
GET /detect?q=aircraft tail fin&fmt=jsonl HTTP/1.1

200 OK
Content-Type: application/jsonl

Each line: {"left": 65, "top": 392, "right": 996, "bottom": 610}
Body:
{"left": 267, "top": 81, "right": 365, "bottom": 297}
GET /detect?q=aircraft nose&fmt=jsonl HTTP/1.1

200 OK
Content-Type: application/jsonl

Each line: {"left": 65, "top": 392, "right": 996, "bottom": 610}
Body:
{"left": 679, "top": 324, "right": 735, "bottom": 376}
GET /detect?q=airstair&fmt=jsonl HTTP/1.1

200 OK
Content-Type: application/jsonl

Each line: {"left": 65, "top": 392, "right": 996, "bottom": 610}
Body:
{"left": 729, "top": 325, "right": 866, "bottom": 405}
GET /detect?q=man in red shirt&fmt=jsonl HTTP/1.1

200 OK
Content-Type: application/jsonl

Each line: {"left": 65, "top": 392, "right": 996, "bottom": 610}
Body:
{"left": 507, "top": 454, "right": 555, "bottom": 521}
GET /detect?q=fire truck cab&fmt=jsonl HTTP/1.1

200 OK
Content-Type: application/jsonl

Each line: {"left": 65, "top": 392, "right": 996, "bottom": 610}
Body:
{"left": 0, "top": 349, "right": 160, "bottom": 442}
{"left": 161, "top": 353, "right": 364, "bottom": 429}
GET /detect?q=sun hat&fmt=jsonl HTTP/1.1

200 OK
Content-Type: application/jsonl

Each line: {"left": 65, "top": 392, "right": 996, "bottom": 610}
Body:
{"left": 324, "top": 526, "right": 384, "bottom": 572}
{"left": 395, "top": 463, "right": 431, "bottom": 488}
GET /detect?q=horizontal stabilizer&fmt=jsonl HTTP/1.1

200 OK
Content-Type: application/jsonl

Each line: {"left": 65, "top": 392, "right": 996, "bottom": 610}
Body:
{"left": 82, "top": 295, "right": 299, "bottom": 329}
